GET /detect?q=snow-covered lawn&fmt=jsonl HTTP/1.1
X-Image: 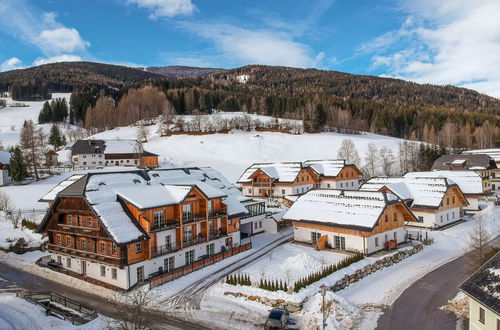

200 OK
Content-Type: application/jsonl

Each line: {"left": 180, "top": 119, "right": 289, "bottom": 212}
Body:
{"left": 235, "top": 242, "right": 346, "bottom": 286}
{"left": 0, "top": 218, "right": 45, "bottom": 250}
{"left": 92, "top": 127, "right": 405, "bottom": 182}
{"left": 0, "top": 295, "right": 107, "bottom": 330}
{"left": 0, "top": 93, "right": 72, "bottom": 148}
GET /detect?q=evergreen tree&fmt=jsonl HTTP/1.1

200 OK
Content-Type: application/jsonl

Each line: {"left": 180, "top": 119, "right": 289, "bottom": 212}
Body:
{"left": 48, "top": 124, "right": 63, "bottom": 149}
{"left": 8, "top": 146, "right": 28, "bottom": 182}
{"left": 314, "top": 103, "right": 327, "bottom": 132}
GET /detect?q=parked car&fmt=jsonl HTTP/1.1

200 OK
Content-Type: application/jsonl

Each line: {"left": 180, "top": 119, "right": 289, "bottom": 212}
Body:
{"left": 264, "top": 309, "right": 289, "bottom": 329}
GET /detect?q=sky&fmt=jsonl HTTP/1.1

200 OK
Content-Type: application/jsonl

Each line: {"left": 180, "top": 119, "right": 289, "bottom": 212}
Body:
{"left": 0, "top": 0, "right": 499, "bottom": 98}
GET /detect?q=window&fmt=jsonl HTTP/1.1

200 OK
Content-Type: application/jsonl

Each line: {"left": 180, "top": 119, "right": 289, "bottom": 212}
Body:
{"left": 112, "top": 244, "right": 117, "bottom": 255}
{"left": 254, "top": 222, "right": 258, "bottom": 230}
{"left": 334, "top": 236, "right": 346, "bottom": 250}
{"left": 393, "top": 212, "right": 397, "bottom": 222}
{"left": 68, "top": 215, "right": 72, "bottom": 225}
{"left": 452, "top": 196, "right": 455, "bottom": 203}
{"left": 182, "top": 204, "right": 192, "bottom": 221}
{"left": 447, "top": 197, "right": 449, "bottom": 205}
{"left": 185, "top": 250, "right": 195, "bottom": 265}
{"left": 417, "top": 216, "right": 424, "bottom": 223}
{"left": 67, "top": 237, "right": 71, "bottom": 246}
{"left": 100, "top": 265, "right": 106, "bottom": 277}
{"left": 137, "top": 266, "right": 144, "bottom": 282}
{"left": 154, "top": 211, "right": 165, "bottom": 228}
{"left": 259, "top": 221, "right": 263, "bottom": 229}
{"left": 87, "top": 217, "right": 92, "bottom": 226}
{"left": 311, "top": 232, "right": 321, "bottom": 244}
{"left": 228, "top": 218, "right": 233, "bottom": 225}
{"left": 66, "top": 257, "right": 71, "bottom": 268}
{"left": 384, "top": 234, "right": 388, "bottom": 242}
{"left": 281, "top": 189, "right": 285, "bottom": 195}
{"left": 393, "top": 232, "right": 397, "bottom": 240}
{"left": 327, "top": 184, "right": 330, "bottom": 188}
{"left": 111, "top": 268, "right": 117, "bottom": 279}
{"left": 183, "top": 226, "right": 193, "bottom": 243}
{"left": 57, "top": 235, "right": 61, "bottom": 244}
{"left": 78, "top": 215, "right": 82, "bottom": 226}
{"left": 164, "top": 257, "right": 174, "bottom": 272}
{"left": 248, "top": 189, "right": 251, "bottom": 194}
{"left": 101, "top": 242, "right": 106, "bottom": 253}
{"left": 57, "top": 255, "right": 62, "bottom": 264}
{"left": 375, "top": 237, "right": 379, "bottom": 246}
{"left": 452, "top": 211, "right": 455, "bottom": 219}
{"left": 81, "top": 239, "right": 86, "bottom": 249}
{"left": 479, "top": 306, "right": 485, "bottom": 324}
{"left": 351, "top": 182, "right": 354, "bottom": 187}
{"left": 206, "top": 243, "right": 215, "bottom": 257}
{"left": 135, "top": 243, "right": 142, "bottom": 254}
{"left": 385, "top": 215, "right": 388, "bottom": 222}
{"left": 340, "top": 183, "right": 343, "bottom": 188}
{"left": 440, "top": 215, "right": 443, "bottom": 223}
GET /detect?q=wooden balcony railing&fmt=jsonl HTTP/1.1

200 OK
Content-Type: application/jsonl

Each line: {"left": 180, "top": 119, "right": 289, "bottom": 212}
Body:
{"left": 208, "top": 229, "right": 227, "bottom": 241}
{"left": 48, "top": 244, "right": 127, "bottom": 266}
{"left": 207, "top": 210, "right": 227, "bottom": 219}
{"left": 150, "top": 219, "right": 180, "bottom": 232}
{"left": 151, "top": 242, "right": 181, "bottom": 258}
{"left": 183, "top": 236, "right": 206, "bottom": 248}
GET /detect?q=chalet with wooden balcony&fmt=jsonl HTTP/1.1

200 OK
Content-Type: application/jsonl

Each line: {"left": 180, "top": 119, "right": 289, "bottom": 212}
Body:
{"left": 237, "top": 162, "right": 319, "bottom": 199}
{"left": 304, "top": 160, "right": 363, "bottom": 190}
{"left": 283, "top": 190, "right": 416, "bottom": 255}
{"left": 37, "top": 168, "right": 253, "bottom": 290}
{"left": 361, "top": 174, "right": 469, "bottom": 229}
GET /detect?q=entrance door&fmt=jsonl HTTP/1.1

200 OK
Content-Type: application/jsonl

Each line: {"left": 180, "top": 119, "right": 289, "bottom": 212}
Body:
{"left": 115, "top": 161, "right": 119, "bottom": 166}
{"left": 81, "top": 260, "right": 86, "bottom": 275}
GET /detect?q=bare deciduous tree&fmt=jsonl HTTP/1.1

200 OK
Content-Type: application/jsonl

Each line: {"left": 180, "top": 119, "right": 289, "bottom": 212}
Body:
{"left": 337, "top": 139, "right": 360, "bottom": 165}
{"left": 467, "top": 215, "right": 492, "bottom": 274}
{"left": 379, "top": 146, "right": 396, "bottom": 176}
{"left": 0, "top": 191, "right": 15, "bottom": 227}
{"left": 20, "top": 120, "right": 45, "bottom": 181}
{"left": 109, "top": 288, "right": 158, "bottom": 330}
{"left": 363, "top": 143, "right": 379, "bottom": 178}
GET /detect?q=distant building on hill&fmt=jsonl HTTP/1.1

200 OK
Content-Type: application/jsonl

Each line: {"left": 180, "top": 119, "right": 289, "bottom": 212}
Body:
{"left": 70, "top": 139, "right": 159, "bottom": 168}
{"left": 0, "top": 150, "right": 11, "bottom": 186}
{"left": 459, "top": 252, "right": 500, "bottom": 330}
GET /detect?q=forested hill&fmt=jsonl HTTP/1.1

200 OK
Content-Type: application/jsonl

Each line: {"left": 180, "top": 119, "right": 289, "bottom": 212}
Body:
{"left": 145, "top": 65, "right": 225, "bottom": 78}
{"left": 0, "top": 61, "right": 161, "bottom": 99}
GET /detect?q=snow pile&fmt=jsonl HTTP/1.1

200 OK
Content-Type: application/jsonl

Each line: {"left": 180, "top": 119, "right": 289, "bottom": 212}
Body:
{"left": 439, "top": 291, "right": 469, "bottom": 319}
{"left": 283, "top": 253, "right": 324, "bottom": 273}
{"left": 0, "top": 217, "right": 45, "bottom": 250}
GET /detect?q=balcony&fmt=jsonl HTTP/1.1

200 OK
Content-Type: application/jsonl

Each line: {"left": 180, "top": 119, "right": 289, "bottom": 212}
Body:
{"left": 150, "top": 219, "right": 180, "bottom": 232}
{"left": 183, "top": 236, "right": 206, "bottom": 248}
{"left": 48, "top": 244, "right": 127, "bottom": 266}
{"left": 208, "top": 229, "right": 227, "bottom": 241}
{"left": 207, "top": 210, "right": 227, "bottom": 219}
{"left": 182, "top": 213, "right": 206, "bottom": 224}
{"left": 252, "top": 183, "right": 272, "bottom": 187}
{"left": 151, "top": 242, "right": 180, "bottom": 258}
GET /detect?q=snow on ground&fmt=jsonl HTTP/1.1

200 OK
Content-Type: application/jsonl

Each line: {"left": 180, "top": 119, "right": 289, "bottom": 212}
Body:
{"left": 0, "top": 93, "right": 72, "bottom": 148}
{"left": 0, "top": 295, "right": 108, "bottom": 330}
{"left": 0, "top": 217, "right": 46, "bottom": 249}
{"left": 235, "top": 242, "right": 346, "bottom": 285}
{"left": 92, "top": 127, "right": 404, "bottom": 182}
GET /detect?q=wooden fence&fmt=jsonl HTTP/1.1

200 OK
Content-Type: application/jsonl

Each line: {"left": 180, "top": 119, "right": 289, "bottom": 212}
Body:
{"left": 150, "top": 242, "right": 252, "bottom": 288}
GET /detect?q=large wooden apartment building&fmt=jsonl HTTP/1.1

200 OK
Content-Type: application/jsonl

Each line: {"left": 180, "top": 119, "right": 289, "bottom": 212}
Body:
{"left": 361, "top": 175, "right": 468, "bottom": 229}
{"left": 37, "top": 168, "right": 263, "bottom": 290}
{"left": 237, "top": 160, "right": 362, "bottom": 200}
{"left": 283, "top": 190, "right": 416, "bottom": 255}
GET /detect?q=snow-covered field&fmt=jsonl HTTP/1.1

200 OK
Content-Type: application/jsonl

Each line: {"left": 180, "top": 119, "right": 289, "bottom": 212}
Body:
{"left": 92, "top": 126, "right": 404, "bottom": 182}
{"left": 0, "top": 93, "right": 72, "bottom": 148}
{"left": 0, "top": 295, "right": 107, "bottom": 330}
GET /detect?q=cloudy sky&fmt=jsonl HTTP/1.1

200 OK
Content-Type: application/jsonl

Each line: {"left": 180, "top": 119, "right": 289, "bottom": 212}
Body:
{"left": 1, "top": 0, "right": 499, "bottom": 97}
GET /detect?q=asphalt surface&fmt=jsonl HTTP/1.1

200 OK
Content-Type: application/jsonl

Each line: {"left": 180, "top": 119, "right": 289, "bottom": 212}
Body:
{"left": 0, "top": 261, "right": 207, "bottom": 330}
{"left": 376, "top": 236, "right": 499, "bottom": 330}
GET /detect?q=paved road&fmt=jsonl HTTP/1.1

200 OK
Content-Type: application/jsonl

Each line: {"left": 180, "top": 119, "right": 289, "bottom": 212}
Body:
{"left": 0, "top": 261, "right": 206, "bottom": 330}
{"left": 376, "top": 237, "right": 500, "bottom": 330}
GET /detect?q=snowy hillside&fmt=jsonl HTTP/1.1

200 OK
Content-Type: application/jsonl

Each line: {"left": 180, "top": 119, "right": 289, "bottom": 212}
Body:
{"left": 91, "top": 125, "right": 405, "bottom": 182}
{"left": 0, "top": 93, "right": 72, "bottom": 148}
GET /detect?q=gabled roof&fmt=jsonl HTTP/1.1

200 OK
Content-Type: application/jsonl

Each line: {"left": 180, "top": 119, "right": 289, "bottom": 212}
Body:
{"left": 304, "top": 159, "right": 357, "bottom": 177}
{"left": 361, "top": 175, "right": 457, "bottom": 209}
{"left": 432, "top": 154, "right": 497, "bottom": 171}
{"left": 405, "top": 171, "right": 484, "bottom": 195}
{"left": 462, "top": 148, "right": 500, "bottom": 164}
{"left": 460, "top": 252, "right": 500, "bottom": 315}
{"left": 39, "top": 174, "right": 87, "bottom": 202}
{"left": 283, "top": 189, "right": 404, "bottom": 229}
{"left": 237, "top": 162, "right": 304, "bottom": 183}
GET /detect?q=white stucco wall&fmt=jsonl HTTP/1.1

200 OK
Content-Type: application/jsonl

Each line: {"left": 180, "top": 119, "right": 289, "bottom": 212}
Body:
{"left": 411, "top": 207, "right": 462, "bottom": 229}
{"left": 464, "top": 197, "right": 480, "bottom": 211}
{"left": 319, "top": 179, "right": 360, "bottom": 190}
{"left": 0, "top": 169, "right": 10, "bottom": 186}
{"left": 468, "top": 298, "right": 499, "bottom": 330}
{"left": 72, "top": 153, "right": 104, "bottom": 167}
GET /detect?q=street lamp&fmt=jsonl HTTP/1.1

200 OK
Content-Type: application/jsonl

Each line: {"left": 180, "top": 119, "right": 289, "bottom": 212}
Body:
{"left": 320, "top": 284, "right": 328, "bottom": 329}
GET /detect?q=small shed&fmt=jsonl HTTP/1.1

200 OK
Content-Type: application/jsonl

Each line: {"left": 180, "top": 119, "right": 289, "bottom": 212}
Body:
{"left": 45, "top": 150, "right": 59, "bottom": 167}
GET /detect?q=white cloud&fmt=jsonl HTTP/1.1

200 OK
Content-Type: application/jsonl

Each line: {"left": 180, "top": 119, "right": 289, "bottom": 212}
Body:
{"left": 0, "top": 57, "right": 24, "bottom": 71}
{"left": 179, "top": 22, "right": 321, "bottom": 68}
{"left": 32, "top": 54, "right": 82, "bottom": 66}
{"left": 363, "top": 0, "right": 500, "bottom": 97}
{"left": 39, "top": 28, "right": 90, "bottom": 53}
{"left": 125, "top": 0, "right": 196, "bottom": 18}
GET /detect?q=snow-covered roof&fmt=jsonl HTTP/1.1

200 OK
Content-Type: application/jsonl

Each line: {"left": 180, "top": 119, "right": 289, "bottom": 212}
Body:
{"left": 462, "top": 148, "right": 500, "bottom": 163}
{"left": 303, "top": 159, "right": 353, "bottom": 177}
{"left": 405, "top": 171, "right": 483, "bottom": 195}
{"left": 85, "top": 173, "right": 147, "bottom": 244}
{"left": 0, "top": 150, "right": 10, "bottom": 165}
{"left": 102, "top": 139, "right": 141, "bottom": 154}
{"left": 237, "top": 162, "right": 303, "bottom": 183}
{"left": 117, "top": 185, "right": 192, "bottom": 209}
{"left": 283, "top": 189, "right": 400, "bottom": 228}
{"left": 361, "top": 175, "right": 454, "bottom": 208}
{"left": 39, "top": 174, "right": 86, "bottom": 202}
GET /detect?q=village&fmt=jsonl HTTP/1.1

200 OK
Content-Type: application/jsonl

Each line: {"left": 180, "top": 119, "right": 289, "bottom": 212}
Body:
{"left": 0, "top": 103, "right": 499, "bottom": 329}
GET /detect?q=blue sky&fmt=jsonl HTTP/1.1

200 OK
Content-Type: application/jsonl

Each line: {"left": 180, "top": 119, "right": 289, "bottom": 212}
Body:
{"left": 1, "top": 0, "right": 499, "bottom": 97}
